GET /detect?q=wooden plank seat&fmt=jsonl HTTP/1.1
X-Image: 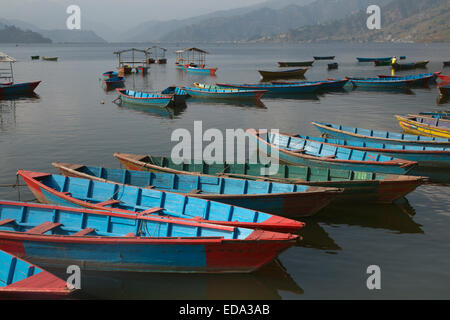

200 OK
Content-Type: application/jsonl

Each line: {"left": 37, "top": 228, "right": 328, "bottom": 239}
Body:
{"left": 138, "top": 207, "right": 164, "bottom": 215}
{"left": 27, "top": 222, "right": 62, "bottom": 235}
{"left": 0, "top": 218, "right": 15, "bottom": 226}
{"left": 188, "top": 189, "right": 201, "bottom": 194}
{"left": 72, "top": 228, "right": 96, "bottom": 236}
{"left": 96, "top": 199, "right": 122, "bottom": 207}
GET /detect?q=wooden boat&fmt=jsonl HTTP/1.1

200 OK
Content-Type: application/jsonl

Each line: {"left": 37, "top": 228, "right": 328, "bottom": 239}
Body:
{"left": 377, "top": 72, "right": 439, "bottom": 86}
{"left": 53, "top": 162, "right": 342, "bottom": 218}
{"left": 0, "top": 81, "right": 41, "bottom": 98}
{"left": 392, "top": 60, "right": 429, "bottom": 70}
{"left": 185, "top": 65, "right": 217, "bottom": 76}
{"left": 116, "top": 89, "right": 172, "bottom": 107}
{"left": 327, "top": 63, "right": 338, "bottom": 70}
{"left": 160, "top": 86, "right": 189, "bottom": 105}
{"left": 113, "top": 153, "right": 427, "bottom": 204}
{"left": 417, "top": 112, "right": 450, "bottom": 119}
{"left": 103, "top": 76, "right": 125, "bottom": 91}
{"left": 258, "top": 68, "right": 307, "bottom": 80}
{"left": 30, "top": 56, "right": 39, "bottom": 60}
{"left": 439, "top": 84, "right": 449, "bottom": 96}
{"left": 348, "top": 77, "right": 415, "bottom": 88}
{"left": 357, "top": 57, "right": 392, "bottom": 62}
{"left": 41, "top": 57, "right": 58, "bottom": 61}
{"left": 374, "top": 60, "right": 391, "bottom": 66}
{"left": 395, "top": 115, "right": 450, "bottom": 139}
{"left": 119, "top": 65, "right": 132, "bottom": 74}
{"left": 272, "top": 79, "right": 349, "bottom": 90}
{"left": 0, "top": 247, "right": 73, "bottom": 299}
{"left": 443, "top": 61, "right": 450, "bottom": 67}
{"left": 312, "top": 121, "right": 450, "bottom": 147}
{"left": 102, "top": 71, "right": 119, "bottom": 79}
{"left": 246, "top": 129, "right": 417, "bottom": 175}
{"left": 183, "top": 85, "right": 266, "bottom": 101}
{"left": 0, "top": 200, "right": 297, "bottom": 273}
{"left": 216, "top": 82, "right": 322, "bottom": 94}
{"left": 313, "top": 56, "right": 335, "bottom": 60}
{"left": 18, "top": 170, "right": 304, "bottom": 233}
{"left": 438, "top": 74, "right": 450, "bottom": 82}
{"left": 157, "top": 58, "right": 167, "bottom": 64}
{"left": 293, "top": 134, "right": 450, "bottom": 167}
{"left": 278, "top": 61, "right": 314, "bottom": 67}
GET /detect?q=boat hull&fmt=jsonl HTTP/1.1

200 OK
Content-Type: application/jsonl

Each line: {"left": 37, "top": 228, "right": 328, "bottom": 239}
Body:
{"left": 0, "top": 81, "right": 41, "bottom": 98}
{"left": 312, "top": 122, "right": 450, "bottom": 147}
{"left": 395, "top": 115, "right": 450, "bottom": 139}
{"left": 258, "top": 68, "right": 307, "bottom": 79}
{"left": 216, "top": 83, "right": 321, "bottom": 94}
{"left": 278, "top": 61, "right": 314, "bottom": 67}
{"left": 248, "top": 130, "right": 417, "bottom": 175}
{"left": 183, "top": 87, "right": 266, "bottom": 101}
{"left": 113, "top": 153, "right": 426, "bottom": 205}
{"left": 117, "top": 89, "right": 172, "bottom": 107}
{"left": 358, "top": 57, "right": 392, "bottom": 62}
{"left": 186, "top": 66, "right": 217, "bottom": 75}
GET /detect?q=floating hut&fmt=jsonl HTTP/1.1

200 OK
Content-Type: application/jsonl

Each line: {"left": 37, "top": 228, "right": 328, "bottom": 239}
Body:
{"left": 174, "top": 47, "right": 208, "bottom": 68}
{"left": 0, "top": 52, "right": 16, "bottom": 83}
{"left": 147, "top": 46, "right": 167, "bottom": 64}
{"left": 113, "top": 48, "right": 150, "bottom": 75}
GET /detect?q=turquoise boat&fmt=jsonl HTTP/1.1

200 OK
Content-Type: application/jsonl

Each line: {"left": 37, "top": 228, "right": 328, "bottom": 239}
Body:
{"left": 246, "top": 129, "right": 417, "bottom": 175}
{"left": 216, "top": 82, "right": 323, "bottom": 94}
{"left": 52, "top": 162, "right": 342, "bottom": 217}
{"left": 186, "top": 65, "right": 217, "bottom": 75}
{"left": 294, "top": 134, "right": 450, "bottom": 167}
{"left": 116, "top": 89, "right": 172, "bottom": 107}
{"left": 0, "top": 245, "right": 73, "bottom": 298}
{"left": 348, "top": 77, "right": 415, "bottom": 88}
{"left": 18, "top": 170, "right": 304, "bottom": 233}
{"left": 0, "top": 200, "right": 297, "bottom": 273}
{"left": 377, "top": 72, "right": 439, "bottom": 86}
{"left": 271, "top": 79, "right": 349, "bottom": 90}
{"left": 312, "top": 121, "right": 450, "bottom": 147}
{"left": 183, "top": 85, "right": 266, "bottom": 100}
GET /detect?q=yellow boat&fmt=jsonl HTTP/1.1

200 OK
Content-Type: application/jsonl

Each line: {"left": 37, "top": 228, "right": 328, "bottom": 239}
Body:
{"left": 395, "top": 115, "right": 450, "bottom": 138}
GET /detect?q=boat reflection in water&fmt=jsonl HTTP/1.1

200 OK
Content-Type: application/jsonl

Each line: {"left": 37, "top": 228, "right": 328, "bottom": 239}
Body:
{"left": 0, "top": 94, "right": 40, "bottom": 132}
{"left": 114, "top": 100, "right": 187, "bottom": 119}
{"left": 48, "top": 260, "right": 303, "bottom": 300}
{"left": 350, "top": 86, "right": 415, "bottom": 95}
{"left": 188, "top": 97, "right": 267, "bottom": 109}
{"left": 311, "top": 197, "right": 423, "bottom": 235}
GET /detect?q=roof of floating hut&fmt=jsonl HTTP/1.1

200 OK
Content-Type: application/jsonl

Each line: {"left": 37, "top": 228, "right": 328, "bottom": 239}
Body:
{"left": 174, "top": 47, "right": 208, "bottom": 54}
{"left": 113, "top": 48, "right": 150, "bottom": 55}
{"left": 0, "top": 52, "right": 16, "bottom": 63}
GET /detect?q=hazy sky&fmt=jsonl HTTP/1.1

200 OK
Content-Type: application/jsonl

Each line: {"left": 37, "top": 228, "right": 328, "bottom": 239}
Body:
{"left": 0, "top": 0, "right": 269, "bottom": 29}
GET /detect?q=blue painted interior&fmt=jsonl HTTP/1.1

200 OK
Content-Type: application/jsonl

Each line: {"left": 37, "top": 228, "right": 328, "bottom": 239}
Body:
{"left": 0, "top": 249, "right": 42, "bottom": 287}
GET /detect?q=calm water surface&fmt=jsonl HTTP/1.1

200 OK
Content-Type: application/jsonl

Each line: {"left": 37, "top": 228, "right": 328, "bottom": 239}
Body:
{"left": 1, "top": 42, "right": 450, "bottom": 299}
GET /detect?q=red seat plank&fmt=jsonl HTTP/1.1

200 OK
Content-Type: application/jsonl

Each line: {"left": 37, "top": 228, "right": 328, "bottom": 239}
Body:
{"left": 0, "top": 218, "right": 15, "bottom": 226}
{"left": 96, "top": 199, "right": 121, "bottom": 207}
{"left": 139, "top": 207, "right": 164, "bottom": 215}
{"left": 27, "top": 222, "right": 62, "bottom": 235}
{"left": 72, "top": 228, "right": 96, "bottom": 236}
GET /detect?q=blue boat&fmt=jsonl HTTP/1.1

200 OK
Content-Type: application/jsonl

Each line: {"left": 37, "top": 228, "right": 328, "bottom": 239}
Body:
{"left": 103, "top": 76, "right": 125, "bottom": 90}
{"left": 186, "top": 65, "right": 217, "bottom": 75}
{"left": 183, "top": 85, "right": 267, "bottom": 101}
{"left": 52, "top": 162, "right": 342, "bottom": 218}
{"left": 116, "top": 89, "right": 172, "bottom": 107}
{"left": 377, "top": 72, "right": 439, "bottom": 85}
{"left": 272, "top": 79, "right": 349, "bottom": 90}
{"left": 0, "top": 246, "right": 73, "bottom": 298}
{"left": 18, "top": 170, "right": 304, "bottom": 233}
{"left": 357, "top": 57, "right": 393, "bottom": 62}
{"left": 294, "top": 134, "right": 450, "bottom": 167}
{"left": 348, "top": 77, "right": 415, "bottom": 88}
{"left": 0, "top": 200, "right": 297, "bottom": 273}
{"left": 216, "top": 82, "right": 323, "bottom": 94}
{"left": 312, "top": 121, "right": 450, "bottom": 147}
{"left": 0, "top": 81, "right": 41, "bottom": 98}
{"left": 246, "top": 129, "right": 417, "bottom": 175}
{"left": 102, "top": 71, "right": 119, "bottom": 79}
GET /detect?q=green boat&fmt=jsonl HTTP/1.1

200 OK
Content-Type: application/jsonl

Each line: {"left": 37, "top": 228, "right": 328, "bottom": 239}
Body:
{"left": 114, "top": 153, "right": 427, "bottom": 205}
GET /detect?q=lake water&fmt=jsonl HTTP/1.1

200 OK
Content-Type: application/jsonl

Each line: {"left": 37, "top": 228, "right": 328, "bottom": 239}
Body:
{"left": 1, "top": 42, "right": 450, "bottom": 299}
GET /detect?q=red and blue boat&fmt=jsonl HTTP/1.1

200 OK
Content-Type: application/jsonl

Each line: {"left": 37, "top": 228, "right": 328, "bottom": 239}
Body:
{"left": 312, "top": 121, "right": 450, "bottom": 147}
{"left": 216, "top": 82, "right": 323, "bottom": 94}
{"left": 102, "top": 71, "right": 119, "bottom": 79}
{"left": 0, "top": 247, "right": 73, "bottom": 298}
{"left": 246, "top": 129, "right": 417, "bottom": 175}
{"left": 0, "top": 81, "right": 41, "bottom": 98}
{"left": 272, "top": 79, "right": 349, "bottom": 90}
{"left": 377, "top": 72, "right": 440, "bottom": 86}
{"left": 0, "top": 200, "right": 297, "bottom": 273}
{"left": 116, "top": 89, "right": 172, "bottom": 107}
{"left": 103, "top": 76, "right": 125, "bottom": 91}
{"left": 184, "top": 84, "right": 267, "bottom": 101}
{"left": 18, "top": 170, "right": 304, "bottom": 233}
{"left": 185, "top": 65, "right": 218, "bottom": 76}
{"left": 52, "top": 162, "right": 342, "bottom": 218}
